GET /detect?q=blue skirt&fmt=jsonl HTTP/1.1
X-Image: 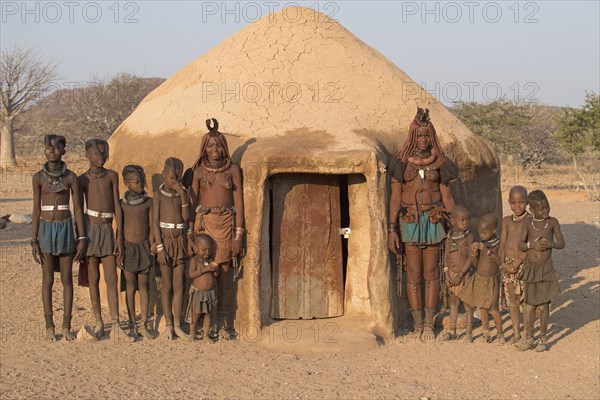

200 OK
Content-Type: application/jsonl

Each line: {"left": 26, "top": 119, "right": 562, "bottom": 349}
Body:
{"left": 400, "top": 211, "right": 446, "bottom": 246}
{"left": 38, "top": 218, "right": 76, "bottom": 255}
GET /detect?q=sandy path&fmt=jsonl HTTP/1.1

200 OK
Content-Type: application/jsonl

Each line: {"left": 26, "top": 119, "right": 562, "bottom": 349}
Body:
{"left": 1, "top": 183, "right": 598, "bottom": 399}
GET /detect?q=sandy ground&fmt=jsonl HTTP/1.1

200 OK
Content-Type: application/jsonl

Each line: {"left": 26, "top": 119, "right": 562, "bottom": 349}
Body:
{"left": 1, "top": 165, "right": 598, "bottom": 399}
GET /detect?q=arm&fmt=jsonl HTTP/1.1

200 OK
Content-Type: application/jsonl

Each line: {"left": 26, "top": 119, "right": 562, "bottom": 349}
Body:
{"left": 550, "top": 218, "right": 565, "bottom": 250}
{"left": 387, "top": 177, "right": 402, "bottom": 254}
{"left": 31, "top": 173, "right": 42, "bottom": 264}
{"left": 499, "top": 218, "right": 508, "bottom": 262}
{"left": 71, "top": 174, "right": 87, "bottom": 262}
{"left": 518, "top": 223, "right": 530, "bottom": 252}
{"left": 188, "top": 258, "right": 202, "bottom": 279}
{"left": 153, "top": 192, "right": 169, "bottom": 267}
{"left": 180, "top": 187, "right": 190, "bottom": 222}
{"left": 232, "top": 167, "right": 244, "bottom": 256}
{"left": 462, "top": 234, "right": 476, "bottom": 274}
{"left": 439, "top": 183, "right": 455, "bottom": 212}
{"left": 112, "top": 172, "right": 124, "bottom": 259}
{"left": 147, "top": 199, "right": 154, "bottom": 251}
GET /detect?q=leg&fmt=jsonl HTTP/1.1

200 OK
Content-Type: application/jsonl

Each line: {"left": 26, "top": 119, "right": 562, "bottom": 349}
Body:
{"left": 123, "top": 270, "right": 138, "bottom": 336}
{"left": 422, "top": 245, "right": 440, "bottom": 341}
{"left": 507, "top": 282, "right": 521, "bottom": 343}
{"left": 441, "top": 294, "right": 459, "bottom": 341}
{"left": 207, "top": 308, "right": 218, "bottom": 342}
{"left": 58, "top": 255, "right": 75, "bottom": 341}
{"left": 41, "top": 254, "right": 56, "bottom": 341}
{"left": 480, "top": 308, "right": 490, "bottom": 342}
{"left": 489, "top": 282, "right": 505, "bottom": 344}
{"left": 102, "top": 256, "right": 132, "bottom": 341}
{"left": 405, "top": 245, "right": 423, "bottom": 311}
{"left": 159, "top": 262, "right": 174, "bottom": 339}
{"left": 138, "top": 272, "right": 153, "bottom": 339}
{"left": 517, "top": 304, "right": 536, "bottom": 351}
{"left": 217, "top": 261, "right": 236, "bottom": 340}
{"left": 463, "top": 302, "right": 474, "bottom": 343}
{"left": 172, "top": 262, "right": 189, "bottom": 339}
{"left": 189, "top": 304, "right": 198, "bottom": 342}
{"left": 87, "top": 257, "right": 104, "bottom": 338}
{"left": 535, "top": 302, "right": 550, "bottom": 352}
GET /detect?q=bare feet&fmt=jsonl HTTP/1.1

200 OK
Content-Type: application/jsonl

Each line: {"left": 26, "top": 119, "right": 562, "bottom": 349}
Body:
{"left": 164, "top": 324, "right": 174, "bottom": 340}
{"left": 174, "top": 325, "right": 190, "bottom": 339}
{"left": 111, "top": 322, "right": 135, "bottom": 342}
{"left": 45, "top": 327, "right": 57, "bottom": 342}
{"left": 464, "top": 331, "right": 473, "bottom": 343}
{"left": 94, "top": 320, "right": 105, "bottom": 339}
{"left": 482, "top": 329, "right": 491, "bottom": 343}
{"left": 440, "top": 330, "right": 457, "bottom": 341}
{"left": 208, "top": 329, "right": 218, "bottom": 343}
{"left": 421, "top": 326, "right": 435, "bottom": 341}
{"left": 140, "top": 325, "right": 154, "bottom": 340}
{"left": 516, "top": 336, "right": 536, "bottom": 351}
{"left": 497, "top": 334, "right": 506, "bottom": 345}
{"left": 535, "top": 338, "right": 548, "bottom": 352}
{"left": 62, "top": 327, "right": 75, "bottom": 341}
{"left": 219, "top": 328, "right": 237, "bottom": 341}
{"left": 510, "top": 334, "right": 521, "bottom": 345}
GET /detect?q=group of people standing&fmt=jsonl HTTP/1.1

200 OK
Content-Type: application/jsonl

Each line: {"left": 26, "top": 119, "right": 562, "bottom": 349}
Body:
{"left": 387, "top": 108, "right": 564, "bottom": 351}
{"left": 32, "top": 119, "right": 243, "bottom": 342}
{"left": 32, "top": 110, "right": 564, "bottom": 351}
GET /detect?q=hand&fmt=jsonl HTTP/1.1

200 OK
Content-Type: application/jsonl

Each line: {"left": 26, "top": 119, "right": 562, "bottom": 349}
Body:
{"left": 74, "top": 241, "right": 87, "bottom": 262}
{"left": 207, "top": 262, "right": 219, "bottom": 272}
{"left": 537, "top": 238, "right": 551, "bottom": 251}
{"left": 187, "top": 241, "right": 195, "bottom": 257}
{"left": 115, "top": 239, "right": 124, "bottom": 266}
{"left": 232, "top": 239, "right": 242, "bottom": 256}
{"left": 32, "top": 242, "right": 41, "bottom": 264}
{"left": 530, "top": 239, "right": 546, "bottom": 252}
{"left": 388, "top": 232, "right": 400, "bottom": 255}
{"left": 174, "top": 181, "right": 186, "bottom": 195}
{"left": 451, "top": 273, "right": 463, "bottom": 286}
{"left": 470, "top": 242, "right": 479, "bottom": 257}
{"left": 445, "top": 272, "right": 452, "bottom": 287}
{"left": 157, "top": 249, "right": 170, "bottom": 267}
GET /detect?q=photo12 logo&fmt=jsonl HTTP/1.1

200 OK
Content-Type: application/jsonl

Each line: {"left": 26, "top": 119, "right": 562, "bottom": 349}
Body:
{"left": 1, "top": 1, "right": 140, "bottom": 24}
{"left": 200, "top": 1, "right": 339, "bottom": 23}
{"left": 401, "top": 1, "right": 540, "bottom": 24}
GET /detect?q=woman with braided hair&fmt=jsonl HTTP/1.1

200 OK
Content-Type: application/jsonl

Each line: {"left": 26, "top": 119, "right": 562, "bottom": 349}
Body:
{"left": 388, "top": 108, "right": 458, "bottom": 340}
{"left": 189, "top": 118, "right": 244, "bottom": 341}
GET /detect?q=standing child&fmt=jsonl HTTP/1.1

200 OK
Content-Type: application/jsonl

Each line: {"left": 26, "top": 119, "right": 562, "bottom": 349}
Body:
{"left": 440, "top": 205, "right": 475, "bottom": 342}
{"left": 78, "top": 139, "right": 131, "bottom": 340}
{"left": 517, "top": 190, "right": 564, "bottom": 352}
{"left": 188, "top": 234, "right": 219, "bottom": 342}
{"left": 460, "top": 213, "right": 505, "bottom": 344}
{"left": 154, "top": 157, "right": 190, "bottom": 339}
{"left": 120, "top": 165, "right": 154, "bottom": 339}
{"left": 499, "top": 185, "right": 529, "bottom": 344}
{"left": 31, "top": 134, "right": 87, "bottom": 341}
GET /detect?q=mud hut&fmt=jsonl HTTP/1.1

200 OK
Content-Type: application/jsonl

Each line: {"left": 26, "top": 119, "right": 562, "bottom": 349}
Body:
{"left": 107, "top": 7, "right": 500, "bottom": 338}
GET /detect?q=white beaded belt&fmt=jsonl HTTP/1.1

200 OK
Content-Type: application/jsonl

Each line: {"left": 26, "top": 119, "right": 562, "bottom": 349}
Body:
{"left": 86, "top": 209, "right": 115, "bottom": 218}
{"left": 41, "top": 205, "right": 69, "bottom": 211}
{"left": 159, "top": 222, "right": 186, "bottom": 229}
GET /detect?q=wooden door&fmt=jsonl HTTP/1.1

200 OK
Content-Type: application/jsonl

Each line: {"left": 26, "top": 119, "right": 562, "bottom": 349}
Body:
{"left": 271, "top": 174, "right": 344, "bottom": 319}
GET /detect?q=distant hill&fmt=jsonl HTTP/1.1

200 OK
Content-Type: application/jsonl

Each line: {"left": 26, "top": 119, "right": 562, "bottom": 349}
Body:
{"left": 14, "top": 75, "right": 165, "bottom": 156}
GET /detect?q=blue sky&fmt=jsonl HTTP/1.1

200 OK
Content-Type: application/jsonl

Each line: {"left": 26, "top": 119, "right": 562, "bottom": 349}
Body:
{"left": 1, "top": 0, "right": 598, "bottom": 107}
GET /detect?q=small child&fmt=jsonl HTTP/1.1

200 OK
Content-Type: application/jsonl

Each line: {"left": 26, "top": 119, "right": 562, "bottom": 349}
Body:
{"left": 153, "top": 157, "right": 191, "bottom": 340}
{"left": 441, "top": 205, "right": 475, "bottom": 342}
{"left": 517, "top": 190, "right": 564, "bottom": 352}
{"left": 119, "top": 165, "right": 154, "bottom": 340}
{"left": 78, "top": 139, "right": 131, "bottom": 341}
{"left": 188, "top": 234, "right": 219, "bottom": 342}
{"left": 31, "top": 134, "right": 87, "bottom": 341}
{"left": 460, "top": 213, "right": 505, "bottom": 344}
{"left": 499, "top": 185, "right": 529, "bottom": 344}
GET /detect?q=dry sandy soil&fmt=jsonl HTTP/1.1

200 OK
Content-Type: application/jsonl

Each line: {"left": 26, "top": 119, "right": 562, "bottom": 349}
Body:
{"left": 1, "top": 160, "right": 598, "bottom": 399}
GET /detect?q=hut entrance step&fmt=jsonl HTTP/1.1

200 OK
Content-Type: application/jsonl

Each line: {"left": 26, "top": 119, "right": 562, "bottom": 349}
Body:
{"left": 270, "top": 173, "right": 348, "bottom": 319}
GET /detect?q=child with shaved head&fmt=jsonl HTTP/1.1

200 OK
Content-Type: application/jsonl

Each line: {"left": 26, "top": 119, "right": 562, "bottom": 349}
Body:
{"left": 460, "top": 213, "right": 505, "bottom": 344}
{"left": 499, "top": 185, "right": 529, "bottom": 344}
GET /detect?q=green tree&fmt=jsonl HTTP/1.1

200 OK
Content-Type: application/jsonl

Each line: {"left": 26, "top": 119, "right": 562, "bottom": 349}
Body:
{"left": 552, "top": 92, "right": 600, "bottom": 199}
